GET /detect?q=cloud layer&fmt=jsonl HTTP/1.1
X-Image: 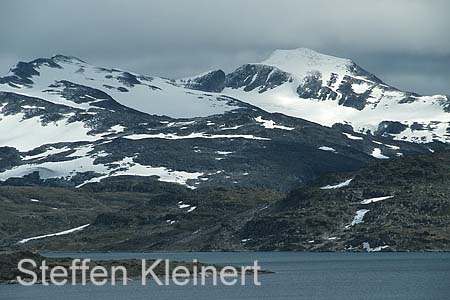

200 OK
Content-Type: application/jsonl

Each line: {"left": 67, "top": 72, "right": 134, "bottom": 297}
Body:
{"left": 1, "top": 0, "right": 449, "bottom": 94}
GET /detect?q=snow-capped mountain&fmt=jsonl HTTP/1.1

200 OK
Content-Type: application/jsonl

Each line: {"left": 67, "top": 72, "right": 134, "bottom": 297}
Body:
{"left": 0, "top": 54, "right": 441, "bottom": 191}
{"left": 180, "top": 48, "right": 450, "bottom": 143}
{"left": 0, "top": 55, "right": 247, "bottom": 118}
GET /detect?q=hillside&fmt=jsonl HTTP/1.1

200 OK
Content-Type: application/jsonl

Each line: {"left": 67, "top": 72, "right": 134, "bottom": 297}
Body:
{"left": 238, "top": 151, "right": 450, "bottom": 252}
{"left": 0, "top": 152, "right": 449, "bottom": 252}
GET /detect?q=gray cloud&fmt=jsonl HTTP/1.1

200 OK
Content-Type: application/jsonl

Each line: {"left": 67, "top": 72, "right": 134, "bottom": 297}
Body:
{"left": 0, "top": 0, "right": 449, "bottom": 94}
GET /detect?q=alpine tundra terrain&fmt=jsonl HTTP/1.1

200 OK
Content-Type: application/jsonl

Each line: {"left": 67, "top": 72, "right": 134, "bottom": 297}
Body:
{"left": 0, "top": 48, "right": 449, "bottom": 252}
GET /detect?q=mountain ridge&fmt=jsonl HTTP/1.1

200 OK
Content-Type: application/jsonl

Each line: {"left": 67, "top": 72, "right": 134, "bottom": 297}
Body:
{"left": 0, "top": 50, "right": 447, "bottom": 191}
{"left": 0, "top": 50, "right": 449, "bottom": 252}
{"left": 180, "top": 48, "right": 450, "bottom": 144}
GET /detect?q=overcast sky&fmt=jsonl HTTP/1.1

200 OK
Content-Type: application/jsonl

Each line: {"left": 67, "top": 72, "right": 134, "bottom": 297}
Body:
{"left": 0, "top": 0, "right": 449, "bottom": 95}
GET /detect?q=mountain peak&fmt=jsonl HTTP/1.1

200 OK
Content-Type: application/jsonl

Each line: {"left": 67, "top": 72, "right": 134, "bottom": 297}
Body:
{"left": 270, "top": 47, "right": 328, "bottom": 57}
{"left": 50, "top": 54, "right": 87, "bottom": 64}
{"left": 265, "top": 48, "right": 352, "bottom": 65}
{"left": 261, "top": 47, "right": 354, "bottom": 79}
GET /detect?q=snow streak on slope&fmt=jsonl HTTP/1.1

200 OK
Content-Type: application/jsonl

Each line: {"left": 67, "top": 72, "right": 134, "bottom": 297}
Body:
{"left": 123, "top": 132, "right": 271, "bottom": 141}
{"left": 18, "top": 224, "right": 91, "bottom": 244}
{"left": 320, "top": 178, "right": 353, "bottom": 190}
{"left": 318, "top": 146, "right": 337, "bottom": 153}
{"left": 360, "top": 196, "right": 394, "bottom": 205}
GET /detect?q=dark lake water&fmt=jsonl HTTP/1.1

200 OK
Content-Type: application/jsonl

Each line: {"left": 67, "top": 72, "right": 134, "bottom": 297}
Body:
{"left": 1, "top": 252, "right": 449, "bottom": 300}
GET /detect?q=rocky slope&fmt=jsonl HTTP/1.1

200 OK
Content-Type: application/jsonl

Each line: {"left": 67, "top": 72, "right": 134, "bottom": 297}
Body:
{"left": 1, "top": 151, "right": 450, "bottom": 252}
{"left": 237, "top": 151, "right": 450, "bottom": 252}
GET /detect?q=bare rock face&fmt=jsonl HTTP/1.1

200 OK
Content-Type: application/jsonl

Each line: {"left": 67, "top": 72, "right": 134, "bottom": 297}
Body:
{"left": 225, "top": 64, "right": 291, "bottom": 93}
{"left": 184, "top": 70, "right": 227, "bottom": 93}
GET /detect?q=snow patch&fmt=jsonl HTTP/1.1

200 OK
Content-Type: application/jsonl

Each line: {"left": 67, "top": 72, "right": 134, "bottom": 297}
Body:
{"left": 360, "top": 196, "right": 394, "bottom": 205}
{"left": 371, "top": 148, "right": 389, "bottom": 159}
{"left": 22, "top": 105, "right": 46, "bottom": 110}
{"left": 352, "top": 82, "right": 372, "bottom": 94}
{"left": 0, "top": 154, "right": 203, "bottom": 190}
{"left": 363, "top": 242, "right": 390, "bottom": 252}
{"left": 0, "top": 113, "right": 101, "bottom": 151}
{"left": 342, "top": 132, "right": 363, "bottom": 140}
{"left": 76, "top": 157, "right": 203, "bottom": 189}
{"left": 373, "top": 141, "right": 400, "bottom": 150}
{"left": 318, "top": 146, "right": 337, "bottom": 153}
{"left": 220, "top": 125, "right": 243, "bottom": 131}
{"left": 215, "top": 151, "right": 233, "bottom": 155}
{"left": 106, "top": 125, "right": 126, "bottom": 134}
{"left": 187, "top": 206, "right": 197, "bottom": 213}
{"left": 320, "top": 178, "right": 353, "bottom": 190}
{"left": 351, "top": 209, "right": 370, "bottom": 226}
{"left": 254, "top": 116, "right": 295, "bottom": 130}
